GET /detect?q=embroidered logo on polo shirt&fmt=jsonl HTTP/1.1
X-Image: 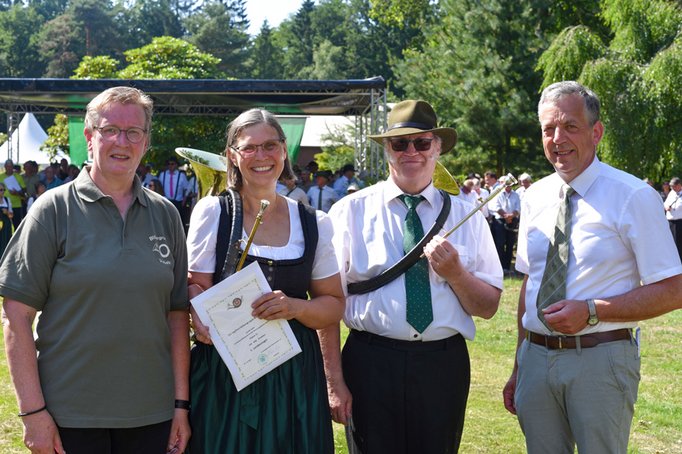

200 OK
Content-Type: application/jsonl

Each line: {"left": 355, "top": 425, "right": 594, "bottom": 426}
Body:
{"left": 150, "top": 235, "right": 172, "bottom": 265}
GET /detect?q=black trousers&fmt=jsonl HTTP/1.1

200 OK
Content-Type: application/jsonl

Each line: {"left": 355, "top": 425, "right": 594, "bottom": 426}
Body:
{"left": 11, "top": 205, "right": 24, "bottom": 229}
{"left": 671, "top": 219, "right": 682, "bottom": 261}
{"left": 492, "top": 219, "right": 517, "bottom": 270}
{"left": 343, "top": 330, "right": 470, "bottom": 454}
{"left": 58, "top": 420, "right": 172, "bottom": 454}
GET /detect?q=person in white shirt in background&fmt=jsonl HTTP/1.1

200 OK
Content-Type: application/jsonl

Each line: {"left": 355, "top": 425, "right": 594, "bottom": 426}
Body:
{"left": 157, "top": 156, "right": 187, "bottom": 213}
{"left": 456, "top": 178, "right": 478, "bottom": 206}
{"left": 307, "top": 171, "right": 338, "bottom": 212}
{"left": 333, "top": 164, "right": 364, "bottom": 198}
{"left": 515, "top": 173, "right": 532, "bottom": 199}
{"left": 278, "top": 175, "right": 310, "bottom": 205}
{"left": 26, "top": 181, "right": 47, "bottom": 212}
{"left": 490, "top": 176, "right": 521, "bottom": 272}
{"left": 664, "top": 177, "right": 682, "bottom": 261}
{"left": 472, "top": 177, "right": 490, "bottom": 221}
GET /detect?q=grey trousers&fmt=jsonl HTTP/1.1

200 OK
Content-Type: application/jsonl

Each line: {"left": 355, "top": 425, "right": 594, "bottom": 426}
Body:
{"left": 515, "top": 337, "right": 640, "bottom": 454}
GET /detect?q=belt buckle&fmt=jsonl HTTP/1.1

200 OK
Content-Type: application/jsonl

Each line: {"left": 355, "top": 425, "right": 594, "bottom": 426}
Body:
{"left": 556, "top": 335, "right": 567, "bottom": 349}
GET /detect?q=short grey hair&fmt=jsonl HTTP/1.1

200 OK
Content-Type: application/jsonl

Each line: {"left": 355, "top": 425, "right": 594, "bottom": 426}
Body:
{"left": 85, "top": 86, "right": 154, "bottom": 132}
{"left": 224, "top": 109, "right": 294, "bottom": 191}
{"left": 539, "top": 81, "right": 600, "bottom": 126}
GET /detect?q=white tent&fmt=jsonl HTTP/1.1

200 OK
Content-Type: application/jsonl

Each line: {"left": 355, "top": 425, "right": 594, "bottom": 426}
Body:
{"left": 300, "top": 115, "right": 354, "bottom": 147}
{"left": 0, "top": 113, "right": 68, "bottom": 165}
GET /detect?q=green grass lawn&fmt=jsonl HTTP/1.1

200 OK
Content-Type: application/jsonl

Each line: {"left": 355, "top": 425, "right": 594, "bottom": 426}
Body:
{"left": 2, "top": 278, "right": 681, "bottom": 453}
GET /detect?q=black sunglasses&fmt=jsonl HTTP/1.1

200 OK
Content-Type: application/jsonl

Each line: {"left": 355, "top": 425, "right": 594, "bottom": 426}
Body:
{"left": 389, "top": 137, "right": 434, "bottom": 152}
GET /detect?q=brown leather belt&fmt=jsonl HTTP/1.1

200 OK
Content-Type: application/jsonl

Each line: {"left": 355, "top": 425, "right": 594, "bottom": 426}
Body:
{"left": 526, "top": 328, "right": 631, "bottom": 350}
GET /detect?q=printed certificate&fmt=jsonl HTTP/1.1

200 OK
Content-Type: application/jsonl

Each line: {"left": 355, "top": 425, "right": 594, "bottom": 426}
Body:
{"left": 191, "top": 262, "right": 302, "bottom": 391}
{"left": 3, "top": 175, "right": 21, "bottom": 192}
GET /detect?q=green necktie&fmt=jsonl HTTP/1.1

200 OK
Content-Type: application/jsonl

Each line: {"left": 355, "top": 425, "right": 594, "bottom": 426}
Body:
{"left": 400, "top": 194, "right": 433, "bottom": 333}
{"left": 537, "top": 184, "right": 575, "bottom": 330}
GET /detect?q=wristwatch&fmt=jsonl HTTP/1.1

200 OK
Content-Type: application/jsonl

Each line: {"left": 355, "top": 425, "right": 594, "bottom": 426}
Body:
{"left": 586, "top": 299, "right": 599, "bottom": 326}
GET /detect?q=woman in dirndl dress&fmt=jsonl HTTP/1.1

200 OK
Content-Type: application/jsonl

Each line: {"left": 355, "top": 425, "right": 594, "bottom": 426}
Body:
{"left": 186, "top": 108, "right": 344, "bottom": 454}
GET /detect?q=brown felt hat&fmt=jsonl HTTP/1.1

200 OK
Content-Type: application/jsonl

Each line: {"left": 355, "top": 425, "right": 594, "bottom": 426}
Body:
{"left": 369, "top": 100, "right": 457, "bottom": 153}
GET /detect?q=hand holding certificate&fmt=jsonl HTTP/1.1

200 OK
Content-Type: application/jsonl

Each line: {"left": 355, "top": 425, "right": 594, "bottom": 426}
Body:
{"left": 191, "top": 262, "right": 302, "bottom": 391}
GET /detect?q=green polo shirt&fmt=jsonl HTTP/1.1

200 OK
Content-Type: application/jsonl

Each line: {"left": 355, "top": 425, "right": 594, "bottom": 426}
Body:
{"left": 22, "top": 172, "right": 41, "bottom": 197}
{"left": 0, "top": 168, "right": 188, "bottom": 428}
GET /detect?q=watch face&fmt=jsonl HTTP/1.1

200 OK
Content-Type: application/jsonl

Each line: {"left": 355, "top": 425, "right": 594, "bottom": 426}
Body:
{"left": 588, "top": 316, "right": 599, "bottom": 326}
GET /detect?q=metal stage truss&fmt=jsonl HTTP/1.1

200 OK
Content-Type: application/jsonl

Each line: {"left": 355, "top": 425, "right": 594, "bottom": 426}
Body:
{"left": 0, "top": 77, "right": 388, "bottom": 179}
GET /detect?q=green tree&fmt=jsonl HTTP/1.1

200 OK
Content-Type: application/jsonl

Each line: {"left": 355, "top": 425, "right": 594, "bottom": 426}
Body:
{"left": 42, "top": 114, "right": 70, "bottom": 159}
{"left": 183, "top": 0, "right": 250, "bottom": 77}
{"left": 394, "top": 0, "right": 603, "bottom": 179}
{"left": 538, "top": 0, "right": 682, "bottom": 181}
{"left": 250, "top": 20, "right": 285, "bottom": 78}
{"left": 368, "top": 0, "right": 432, "bottom": 29}
{"left": 118, "top": 36, "right": 221, "bottom": 79}
{"left": 72, "top": 55, "right": 120, "bottom": 78}
{"left": 123, "top": 0, "right": 184, "bottom": 49}
{"left": 37, "top": 11, "right": 82, "bottom": 76}
{"left": 0, "top": 4, "right": 46, "bottom": 76}
{"left": 280, "top": 0, "right": 315, "bottom": 78}
{"left": 272, "top": 0, "right": 426, "bottom": 87}
{"left": 37, "top": 0, "right": 122, "bottom": 76}
{"left": 314, "top": 123, "right": 357, "bottom": 172}
{"left": 27, "top": 0, "right": 69, "bottom": 20}
{"left": 63, "top": 36, "right": 227, "bottom": 167}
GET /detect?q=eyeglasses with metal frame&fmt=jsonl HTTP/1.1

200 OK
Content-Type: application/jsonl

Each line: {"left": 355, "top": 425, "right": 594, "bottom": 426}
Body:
{"left": 231, "top": 140, "right": 283, "bottom": 157}
{"left": 93, "top": 125, "right": 147, "bottom": 144}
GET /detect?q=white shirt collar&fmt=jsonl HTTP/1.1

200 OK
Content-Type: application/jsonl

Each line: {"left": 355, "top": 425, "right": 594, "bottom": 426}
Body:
{"left": 385, "top": 177, "right": 438, "bottom": 208}
{"left": 567, "top": 155, "right": 601, "bottom": 198}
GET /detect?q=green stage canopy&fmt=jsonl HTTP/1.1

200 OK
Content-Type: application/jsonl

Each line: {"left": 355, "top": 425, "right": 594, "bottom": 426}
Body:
{"left": 0, "top": 77, "right": 387, "bottom": 176}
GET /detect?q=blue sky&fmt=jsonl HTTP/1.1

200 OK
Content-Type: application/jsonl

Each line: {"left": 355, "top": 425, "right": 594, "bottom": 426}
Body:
{"left": 245, "top": 0, "right": 305, "bottom": 35}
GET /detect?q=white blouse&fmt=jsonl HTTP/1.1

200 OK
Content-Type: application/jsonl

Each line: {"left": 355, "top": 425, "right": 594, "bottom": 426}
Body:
{"left": 187, "top": 195, "right": 339, "bottom": 280}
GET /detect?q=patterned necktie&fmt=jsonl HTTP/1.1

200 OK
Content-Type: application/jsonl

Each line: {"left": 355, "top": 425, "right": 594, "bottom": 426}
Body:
{"left": 400, "top": 194, "right": 433, "bottom": 333}
{"left": 537, "top": 184, "right": 575, "bottom": 330}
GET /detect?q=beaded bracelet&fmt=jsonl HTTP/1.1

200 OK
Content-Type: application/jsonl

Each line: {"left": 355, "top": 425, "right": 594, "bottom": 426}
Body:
{"left": 18, "top": 405, "right": 47, "bottom": 417}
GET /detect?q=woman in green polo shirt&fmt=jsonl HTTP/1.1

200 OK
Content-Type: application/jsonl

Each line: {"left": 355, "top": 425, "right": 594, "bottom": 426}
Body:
{"left": 0, "top": 87, "right": 191, "bottom": 454}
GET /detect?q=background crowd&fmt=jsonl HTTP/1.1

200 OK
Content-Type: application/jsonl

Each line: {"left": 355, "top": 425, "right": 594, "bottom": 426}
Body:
{"left": 1, "top": 153, "right": 680, "bottom": 278}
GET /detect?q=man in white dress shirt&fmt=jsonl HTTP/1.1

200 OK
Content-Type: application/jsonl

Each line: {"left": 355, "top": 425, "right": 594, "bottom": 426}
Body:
{"left": 664, "top": 177, "right": 682, "bottom": 260}
{"left": 333, "top": 164, "right": 363, "bottom": 198}
{"left": 515, "top": 172, "right": 532, "bottom": 199}
{"left": 320, "top": 100, "right": 502, "bottom": 454}
{"left": 503, "top": 81, "right": 682, "bottom": 453}
{"left": 490, "top": 177, "right": 521, "bottom": 272}
{"left": 306, "top": 171, "right": 338, "bottom": 212}
{"left": 157, "top": 156, "right": 187, "bottom": 213}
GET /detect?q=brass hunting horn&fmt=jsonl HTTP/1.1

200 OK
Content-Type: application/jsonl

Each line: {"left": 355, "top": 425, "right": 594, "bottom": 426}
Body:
{"left": 175, "top": 147, "right": 228, "bottom": 198}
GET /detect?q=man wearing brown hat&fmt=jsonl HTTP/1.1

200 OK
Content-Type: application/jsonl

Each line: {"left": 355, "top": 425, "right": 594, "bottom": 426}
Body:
{"left": 320, "top": 100, "right": 503, "bottom": 453}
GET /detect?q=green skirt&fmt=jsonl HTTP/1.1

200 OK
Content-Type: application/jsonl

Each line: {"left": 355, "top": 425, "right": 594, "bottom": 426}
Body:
{"left": 187, "top": 320, "right": 334, "bottom": 454}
